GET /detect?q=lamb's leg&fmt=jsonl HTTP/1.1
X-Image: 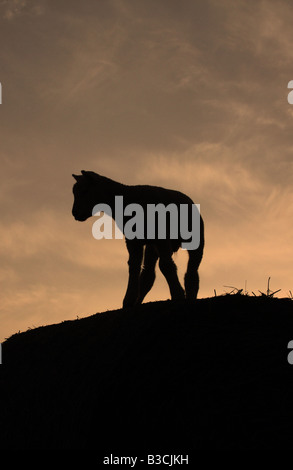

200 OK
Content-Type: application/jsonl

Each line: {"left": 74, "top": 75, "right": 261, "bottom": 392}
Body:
{"left": 184, "top": 247, "right": 203, "bottom": 300}
{"left": 157, "top": 242, "right": 185, "bottom": 301}
{"left": 123, "top": 241, "right": 143, "bottom": 308}
{"left": 137, "top": 244, "right": 158, "bottom": 304}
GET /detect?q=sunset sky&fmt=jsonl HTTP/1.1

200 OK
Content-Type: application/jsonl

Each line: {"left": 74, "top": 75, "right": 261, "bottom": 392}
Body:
{"left": 1, "top": 0, "right": 293, "bottom": 342}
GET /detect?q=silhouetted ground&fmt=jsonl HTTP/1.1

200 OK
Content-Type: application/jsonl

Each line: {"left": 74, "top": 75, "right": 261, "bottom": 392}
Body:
{"left": 1, "top": 295, "right": 293, "bottom": 451}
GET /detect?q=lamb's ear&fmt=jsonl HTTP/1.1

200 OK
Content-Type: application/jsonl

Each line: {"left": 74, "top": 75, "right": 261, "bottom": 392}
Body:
{"left": 81, "top": 170, "right": 92, "bottom": 179}
{"left": 72, "top": 174, "right": 80, "bottom": 181}
{"left": 81, "top": 170, "right": 99, "bottom": 181}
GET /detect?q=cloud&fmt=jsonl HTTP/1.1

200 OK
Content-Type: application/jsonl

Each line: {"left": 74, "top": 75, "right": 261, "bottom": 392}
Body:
{"left": 1, "top": 0, "right": 45, "bottom": 19}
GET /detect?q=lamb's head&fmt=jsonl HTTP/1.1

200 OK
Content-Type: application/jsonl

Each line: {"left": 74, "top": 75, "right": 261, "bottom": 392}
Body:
{"left": 72, "top": 170, "right": 101, "bottom": 221}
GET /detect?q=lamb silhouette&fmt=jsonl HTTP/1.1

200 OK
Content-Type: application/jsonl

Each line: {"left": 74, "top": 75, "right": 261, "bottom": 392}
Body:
{"left": 72, "top": 171, "right": 204, "bottom": 308}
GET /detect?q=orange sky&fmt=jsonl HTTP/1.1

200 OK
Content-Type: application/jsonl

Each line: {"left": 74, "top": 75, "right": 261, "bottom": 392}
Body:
{"left": 1, "top": 0, "right": 293, "bottom": 342}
